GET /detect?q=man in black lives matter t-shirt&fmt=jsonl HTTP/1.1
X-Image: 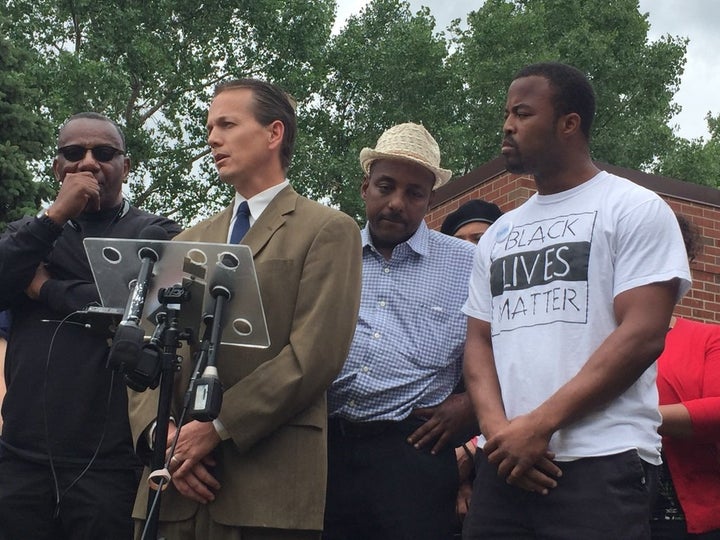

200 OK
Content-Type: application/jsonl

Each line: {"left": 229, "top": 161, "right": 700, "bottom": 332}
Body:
{"left": 461, "top": 63, "right": 691, "bottom": 539}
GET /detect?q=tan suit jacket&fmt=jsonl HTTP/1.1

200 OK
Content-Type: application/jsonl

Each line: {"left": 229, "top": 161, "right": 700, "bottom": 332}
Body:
{"left": 128, "top": 185, "right": 362, "bottom": 530}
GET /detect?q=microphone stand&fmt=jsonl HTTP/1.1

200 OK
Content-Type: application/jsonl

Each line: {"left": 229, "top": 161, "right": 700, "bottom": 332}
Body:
{"left": 142, "top": 285, "right": 193, "bottom": 540}
{"left": 142, "top": 284, "right": 230, "bottom": 539}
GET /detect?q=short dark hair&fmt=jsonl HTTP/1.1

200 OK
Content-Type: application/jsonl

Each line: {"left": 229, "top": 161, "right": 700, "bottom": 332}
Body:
{"left": 675, "top": 213, "right": 703, "bottom": 263}
{"left": 514, "top": 62, "right": 596, "bottom": 140}
{"left": 60, "top": 112, "right": 126, "bottom": 151}
{"left": 214, "top": 78, "right": 297, "bottom": 171}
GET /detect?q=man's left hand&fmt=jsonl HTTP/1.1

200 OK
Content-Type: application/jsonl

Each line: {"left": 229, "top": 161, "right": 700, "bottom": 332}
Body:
{"left": 25, "top": 264, "right": 51, "bottom": 300}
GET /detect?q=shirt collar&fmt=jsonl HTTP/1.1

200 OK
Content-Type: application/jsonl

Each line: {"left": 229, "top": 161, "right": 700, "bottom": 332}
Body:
{"left": 232, "top": 180, "right": 290, "bottom": 224}
{"left": 361, "top": 220, "right": 430, "bottom": 258}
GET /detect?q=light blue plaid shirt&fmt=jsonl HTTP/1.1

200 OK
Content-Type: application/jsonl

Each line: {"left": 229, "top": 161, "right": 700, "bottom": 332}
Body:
{"left": 328, "top": 221, "right": 475, "bottom": 422}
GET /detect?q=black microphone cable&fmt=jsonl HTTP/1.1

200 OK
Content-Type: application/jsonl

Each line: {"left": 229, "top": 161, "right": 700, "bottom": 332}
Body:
{"left": 41, "top": 311, "right": 115, "bottom": 519}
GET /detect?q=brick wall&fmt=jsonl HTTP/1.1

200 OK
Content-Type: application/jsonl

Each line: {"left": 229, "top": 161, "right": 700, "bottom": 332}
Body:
{"left": 427, "top": 166, "right": 720, "bottom": 325}
{"left": 426, "top": 171, "right": 532, "bottom": 231}
{"left": 665, "top": 199, "right": 720, "bottom": 323}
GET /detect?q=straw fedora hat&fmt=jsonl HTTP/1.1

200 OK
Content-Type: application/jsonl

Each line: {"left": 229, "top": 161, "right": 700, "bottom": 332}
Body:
{"left": 359, "top": 122, "right": 452, "bottom": 189}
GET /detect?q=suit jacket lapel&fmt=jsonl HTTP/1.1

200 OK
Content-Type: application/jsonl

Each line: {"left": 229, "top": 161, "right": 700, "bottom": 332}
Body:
{"left": 243, "top": 185, "right": 297, "bottom": 257}
{"left": 193, "top": 205, "right": 234, "bottom": 244}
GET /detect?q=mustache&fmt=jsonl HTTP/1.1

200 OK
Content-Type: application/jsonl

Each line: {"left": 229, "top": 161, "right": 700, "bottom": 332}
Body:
{"left": 502, "top": 136, "right": 517, "bottom": 148}
{"left": 379, "top": 211, "right": 404, "bottom": 223}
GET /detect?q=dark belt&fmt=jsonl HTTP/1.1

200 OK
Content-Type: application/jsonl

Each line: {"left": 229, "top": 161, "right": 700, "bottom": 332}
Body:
{"left": 328, "top": 417, "right": 405, "bottom": 438}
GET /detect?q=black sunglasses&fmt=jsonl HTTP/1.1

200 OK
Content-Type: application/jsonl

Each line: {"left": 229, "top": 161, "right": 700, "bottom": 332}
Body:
{"left": 57, "top": 145, "right": 125, "bottom": 163}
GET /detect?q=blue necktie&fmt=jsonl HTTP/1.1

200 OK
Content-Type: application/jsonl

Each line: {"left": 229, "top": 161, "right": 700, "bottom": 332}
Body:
{"left": 230, "top": 201, "right": 250, "bottom": 243}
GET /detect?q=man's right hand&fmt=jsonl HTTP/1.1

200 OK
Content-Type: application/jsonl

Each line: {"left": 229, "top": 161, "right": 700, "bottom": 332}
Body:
{"left": 45, "top": 172, "right": 101, "bottom": 223}
{"left": 483, "top": 413, "right": 562, "bottom": 495}
{"left": 166, "top": 422, "right": 222, "bottom": 504}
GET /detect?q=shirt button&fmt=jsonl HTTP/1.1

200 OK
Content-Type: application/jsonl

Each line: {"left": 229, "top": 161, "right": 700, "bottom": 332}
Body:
{"left": 349, "top": 400, "right": 356, "bottom": 408}
{"left": 362, "top": 366, "right": 370, "bottom": 373}
{"left": 383, "top": 267, "right": 390, "bottom": 274}
{"left": 378, "top": 300, "right": 386, "bottom": 307}
{"left": 373, "top": 332, "right": 381, "bottom": 339}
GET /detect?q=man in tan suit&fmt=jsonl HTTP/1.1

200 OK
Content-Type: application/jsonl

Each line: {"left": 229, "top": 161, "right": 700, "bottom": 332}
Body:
{"left": 128, "top": 78, "right": 362, "bottom": 539}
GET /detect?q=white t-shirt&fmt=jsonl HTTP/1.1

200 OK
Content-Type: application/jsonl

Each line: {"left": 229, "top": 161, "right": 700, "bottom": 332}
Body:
{"left": 463, "top": 171, "right": 691, "bottom": 464}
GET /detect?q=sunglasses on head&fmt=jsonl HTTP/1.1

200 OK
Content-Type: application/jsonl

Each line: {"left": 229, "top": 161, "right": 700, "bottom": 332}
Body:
{"left": 57, "top": 145, "right": 125, "bottom": 163}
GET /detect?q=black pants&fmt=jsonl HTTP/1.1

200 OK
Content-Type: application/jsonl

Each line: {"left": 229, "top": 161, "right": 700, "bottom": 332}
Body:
{"left": 323, "top": 417, "right": 458, "bottom": 540}
{"left": 651, "top": 521, "right": 720, "bottom": 540}
{"left": 463, "top": 449, "right": 658, "bottom": 540}
{"left": 0, "top": 450, "right": 139, "bottom": 540}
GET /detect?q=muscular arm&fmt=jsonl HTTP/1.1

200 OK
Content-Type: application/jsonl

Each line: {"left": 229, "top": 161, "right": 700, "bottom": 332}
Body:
{"left": 463, "top": 317, "right": 508, "bottom": 440}
{"left": 464, "top": 316, "right": 561, "bottom": 493}
{"left": 485, "top": 280, "right": 679, "bottom": 485}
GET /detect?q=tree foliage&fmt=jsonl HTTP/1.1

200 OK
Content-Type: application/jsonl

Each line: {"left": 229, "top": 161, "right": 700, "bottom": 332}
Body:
{"left": 299, "top": 0, "right": 696, "bottom": 218}
{"left": 295, "top": 0, "right": 457, "bottom": 220}
{"left": 0, "top": 20, "right": 53, "bottom": 229}
{"left": 0, "top": 0, "right": 714, "bottom": 229}
{"left": 448, "top": 0, "right": 687, "bottom": 172}
{"left": 2, "top": 0, "right": 335, "bottom": 224}
{"left": 657, "top": 113, "right": 720, "bottom": 187}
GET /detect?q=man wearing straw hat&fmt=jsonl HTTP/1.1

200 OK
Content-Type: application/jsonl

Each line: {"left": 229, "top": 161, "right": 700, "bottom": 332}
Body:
{"left": 324, "top": 122, "right": 477, "bottom": 540}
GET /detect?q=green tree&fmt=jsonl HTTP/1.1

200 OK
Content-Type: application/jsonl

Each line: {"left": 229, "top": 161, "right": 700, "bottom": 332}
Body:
{"left": 295, "top": 0, "right": 457, "bottom": 220}
{"left": 3, "top": 0, "right": 711, "bottom": 229}
{"left": 448, "top": 0, "right": 687, "bottom": 172}
{"left": 298, "top": 0, "right": 696, "bottom": 219}
{"left": 0, "top": 24, "right": 53, "bottom": 230}
{"left": 2, "top": 0, "right": 335, "bottom": 225}
{"left": 657, "top": 114, "right": 720, "bottom": 187}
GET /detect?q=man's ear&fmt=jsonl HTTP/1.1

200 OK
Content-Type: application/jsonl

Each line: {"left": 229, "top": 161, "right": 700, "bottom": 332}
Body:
{"left": 559, "top": 112, "right": 581, "bottom": 137}
{"left": 122, "top": 156, "right": 131, "bottom": 183}
{"left": 360, "top": 175, "right": 370, "bottom": 201}
{"left": 267, "top": 120, "right": 284, "bottom": 150}
{"left": 52, "top": 158, "right": 62, "bottom": 183}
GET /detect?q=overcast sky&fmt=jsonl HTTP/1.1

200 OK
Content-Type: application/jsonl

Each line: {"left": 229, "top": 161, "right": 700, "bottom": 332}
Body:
{"left": 334, "top": 0, "right": 719, "bottom": 141}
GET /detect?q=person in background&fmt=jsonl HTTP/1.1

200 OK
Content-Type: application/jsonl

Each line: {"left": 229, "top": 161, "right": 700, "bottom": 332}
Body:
{"left": 0, "top": 112, "right": 181, "bottom": 540}
{"left": 652, "top": 214, "right": 720, "bottom": 539}
{"left": 128, "top": 77, "right": 362, "bottom": 540}
{"left": 462, "top": 62, "right": 691, "bottom": 539}
{"left": 440, "top": 199, "right": 504, "bottom": 530}
{"left": 324, "top": 122, "right": 477, "bottom": 540}
{"left": 440, "top": 199, "right": 503, "bottom": 245}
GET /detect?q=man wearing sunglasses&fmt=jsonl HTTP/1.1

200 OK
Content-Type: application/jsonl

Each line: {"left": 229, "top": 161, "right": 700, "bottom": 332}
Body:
{"left": 0, "top": 112, "right": 181, "bottom": 540}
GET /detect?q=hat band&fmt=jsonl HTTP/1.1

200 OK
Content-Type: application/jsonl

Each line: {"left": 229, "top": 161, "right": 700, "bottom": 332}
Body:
{"left": 382, "top": 148, "right": 439, "bottom": 168}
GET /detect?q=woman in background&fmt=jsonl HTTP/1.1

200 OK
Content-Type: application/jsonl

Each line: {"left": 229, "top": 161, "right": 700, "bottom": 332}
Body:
{"left": 652, "top": 214, "right": 720, "bottom": 539}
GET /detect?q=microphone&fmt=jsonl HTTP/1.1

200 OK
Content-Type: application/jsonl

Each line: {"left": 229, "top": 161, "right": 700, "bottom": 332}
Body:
{"left": 189, "top": 254, "right": 237, "bottom": 421}
{"left": 107, "top": 225, "right": 169, "bottom": 373}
